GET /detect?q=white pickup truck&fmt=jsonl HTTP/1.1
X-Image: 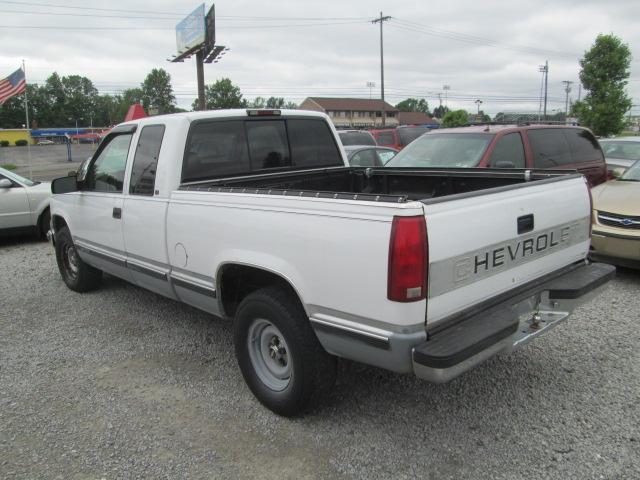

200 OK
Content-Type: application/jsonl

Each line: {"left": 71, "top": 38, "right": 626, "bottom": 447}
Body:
{"left": 49, "top": 109, "right": 614, "bottom": 416}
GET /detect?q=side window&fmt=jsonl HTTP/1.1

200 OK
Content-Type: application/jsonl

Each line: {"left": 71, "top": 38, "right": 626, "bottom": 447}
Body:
{"left": 288, "top": 119, "right": 342, "bottom": 168}
{"left": 130, "top": 125, "right": 165, "bottom": 196}
{"left": 564, "top": 129, "right": 603, "bottom": 163}
{"left": 245, "top": 121, "right": 291, "bottom": 170}
{"left": 377, "top": 132, "right": 395, "bottom": 146}
{"left": 528, "top": 129, "right": 573, "bottom": 167}
{"left": 488, "top": 133, "right": 525, "bottom": 168}
{"left": 350, "top": 149, "right": 379, "bottom": 167}
{"left": 84, "top": 134, "right": 133, "bottom": 192}
{"left": 377, "top": 149, "right": 397, "bottom": 165}
{"left": 182, "top": 121, "right": 250, "bottom": 181}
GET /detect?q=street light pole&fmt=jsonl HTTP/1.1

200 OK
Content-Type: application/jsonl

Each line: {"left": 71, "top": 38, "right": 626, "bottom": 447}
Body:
{"left": 475, "top": 99, "right": 483, "bottom": 115}
{"left": 371, "top": 12, "right": 391, "bottom": 127}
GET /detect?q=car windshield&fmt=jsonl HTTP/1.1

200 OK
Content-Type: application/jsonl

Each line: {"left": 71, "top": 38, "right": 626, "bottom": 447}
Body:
{"left": 619, "top": 161, "right": 640, "bottom": 181}
{"left": 339, "top": 131, "right": 376, "bottom": 146}
{"left": 385, "top": 133, "right": 494, "bottom": 168}
{"left": 0, "top": 168, "right": 36, "bottom": 186}
{"left": 397, "top": 126, "right": 430, "bottom": 146}
{"left": 600, "top": 140, "right": 640, "bottom": 161}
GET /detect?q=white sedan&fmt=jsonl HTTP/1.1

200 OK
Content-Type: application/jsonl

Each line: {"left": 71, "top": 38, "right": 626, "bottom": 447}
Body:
{"left": 0, "top": 166, "right": 51, "bottom": 238}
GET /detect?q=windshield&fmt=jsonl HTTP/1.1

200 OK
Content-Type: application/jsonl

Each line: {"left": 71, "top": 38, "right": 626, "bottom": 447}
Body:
{"left": 619, "top": 161, "right": 640, "bottom": 181}
{"left": 397, "top": 127, "right": 430, "bottom": 146}
{"left": 1, "top": 168, "right": 36, "bottom": 186}
{"left": 339, "top": 131, "right": 376, "bottom": 146}
{"left": 600, "top": 140, "right": 640, "bottom": 161}
{"left": 385, "top": 133, "right": 494, "bottom": 168}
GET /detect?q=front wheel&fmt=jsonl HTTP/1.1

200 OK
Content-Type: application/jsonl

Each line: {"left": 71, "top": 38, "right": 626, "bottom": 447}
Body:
{"left": 54, "top": 226, "right": 102, "bottom": 292}
{"left": 234, "top": 287, "right": 336, "bottom": 416}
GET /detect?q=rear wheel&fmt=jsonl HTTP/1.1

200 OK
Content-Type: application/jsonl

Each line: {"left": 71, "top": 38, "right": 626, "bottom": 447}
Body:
{"left": 234, "top": 287, "right": 336, "bottom": 416}
{"left": 54, "top": 226, "right": 102, "bottom": 292}
{"left": 38, "top": 208, "right": 50, "bottom": 240}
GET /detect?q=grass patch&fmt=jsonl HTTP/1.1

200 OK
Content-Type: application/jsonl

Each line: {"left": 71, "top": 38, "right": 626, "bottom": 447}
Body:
{"left": 1, "top": 163, "right": 17, "bottom": 170}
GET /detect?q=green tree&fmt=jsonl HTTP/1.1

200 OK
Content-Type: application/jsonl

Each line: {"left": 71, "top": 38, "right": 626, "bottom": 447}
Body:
{"left": 195, "top": 78, "right": 246, "bottom": 110}
{"left": 250, "top": 96, "right": 266, "bottom": 108}
{"left": 441, "top": 109, "right": 469, "bottom": 128}
{"left": 284, "top": 101, "right": 297, "bottom": 109}
{"left": 395, "top": 98, "right": 430, "bottom": 115}
{"left": 573, "top": 34, "right": 632, "bottom": 136}
{"left": 432, "top": 105, "right": 449, "bottom": 119}
{"left": 141, "top": 68, "right": 176, "bottom": 115}
{"left": 265, "top": 97, "right": 285, "bottom": 108}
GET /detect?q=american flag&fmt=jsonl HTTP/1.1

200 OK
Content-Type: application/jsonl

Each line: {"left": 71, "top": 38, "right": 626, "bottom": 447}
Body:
{"left": 0, "top": 68, "right": 26, "bottom": 105}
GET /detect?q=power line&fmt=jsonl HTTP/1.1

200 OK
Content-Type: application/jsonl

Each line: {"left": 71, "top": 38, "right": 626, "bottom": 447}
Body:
{"left": 0, "top": 20, "right": 367, "bottom": 30}
{"left": 389, "top": 18, "right": 578, "bottom": 58}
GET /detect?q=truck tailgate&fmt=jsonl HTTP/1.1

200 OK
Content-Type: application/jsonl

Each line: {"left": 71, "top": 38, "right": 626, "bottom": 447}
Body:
{"left": 424, "top": 175, "right": 591, "bottom": 327}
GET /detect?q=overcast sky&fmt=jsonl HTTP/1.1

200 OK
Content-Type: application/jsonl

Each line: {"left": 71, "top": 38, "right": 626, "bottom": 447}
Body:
{"left": 1, "top": 0, "right": 639, "bottom": 117}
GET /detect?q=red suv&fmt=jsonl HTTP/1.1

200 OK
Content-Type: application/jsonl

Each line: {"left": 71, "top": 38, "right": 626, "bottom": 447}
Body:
{"left": 369, "top": 125, "right": 431, "bottom": 150}
{"left": 384, "top": 124, "right": 607, "bottom": 186}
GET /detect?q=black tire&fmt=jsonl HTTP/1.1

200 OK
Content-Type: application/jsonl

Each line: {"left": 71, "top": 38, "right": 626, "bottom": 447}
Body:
{"left": 54, "top": 226, "right": 102, "bottom": 292}
{"left": 38, "top": 207, "right": 50, "bottom": 240}
{"left": 234, "top": 287, "right": 336, "bottom": 416}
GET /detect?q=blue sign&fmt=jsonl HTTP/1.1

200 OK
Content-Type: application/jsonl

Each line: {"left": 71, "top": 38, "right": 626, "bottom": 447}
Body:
{"left": 176, "top": 4, "right": 206, "bottom": 53}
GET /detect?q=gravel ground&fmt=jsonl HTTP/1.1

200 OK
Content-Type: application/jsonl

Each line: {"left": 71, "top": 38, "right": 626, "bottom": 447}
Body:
{"left": 1, "top": 239, "right": 639, "bottom": 480}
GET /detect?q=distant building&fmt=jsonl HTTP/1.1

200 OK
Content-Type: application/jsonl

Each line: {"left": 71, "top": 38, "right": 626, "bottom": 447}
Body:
{"left": 298, "top": 97, "right": 399, "bottom": 128}
{"left": 397, "top": 111, "right": 439, "bottom": 126}
{"left": 0, "top": 128, "right": 34, "bottom": 146}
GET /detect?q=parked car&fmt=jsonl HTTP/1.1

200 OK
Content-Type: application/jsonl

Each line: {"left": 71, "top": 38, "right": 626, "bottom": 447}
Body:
{"left": 50, "top": 109, "right": 613, "bottom": 416}
{"left": 36, "top": 139, "right": 55, "bottom": 145}
{"left": 343, "top": 145, "right": 398, "bottom": 166}
{"left": 369, "top": 125, "right": 431, "bottom": 150}
{"left": 0, "top": 166, "right": 51, "bottom": 238}
{"left": 337, "top": 129, "right": 376, "bottom": 146}
{"left": 598, "top": 137, "right": 640, "bottom": 172}
{"left": 385, "top": 124, "right": 608, "bottom": 186}
{"left": 590, "top": 160, "right": 640, "bottom": 268}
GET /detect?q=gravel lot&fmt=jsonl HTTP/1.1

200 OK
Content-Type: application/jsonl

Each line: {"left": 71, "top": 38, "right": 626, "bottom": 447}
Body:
{"left": 1, "top": 238, "right": 639, "bottom": 479}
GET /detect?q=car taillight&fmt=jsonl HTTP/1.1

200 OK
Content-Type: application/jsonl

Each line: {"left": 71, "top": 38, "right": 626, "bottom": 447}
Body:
{"left": 388, "top": 215, "right": 428, "bottom": 302}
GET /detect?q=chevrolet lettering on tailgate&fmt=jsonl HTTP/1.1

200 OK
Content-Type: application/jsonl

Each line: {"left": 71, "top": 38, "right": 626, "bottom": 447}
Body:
{"left": 429, "top": 218, "right": 590, "bottom": 297}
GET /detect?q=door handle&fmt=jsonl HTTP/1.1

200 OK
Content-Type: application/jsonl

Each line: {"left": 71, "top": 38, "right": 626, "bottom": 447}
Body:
{"left": 517, "top": 214, "right": 534, "bottom": 234}
{"left": 112, "top": 207, "right": 122, "bottom": 219}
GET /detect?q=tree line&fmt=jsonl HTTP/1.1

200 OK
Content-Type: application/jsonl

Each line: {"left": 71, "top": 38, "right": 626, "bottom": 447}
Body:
{"left": 0, "top": 69, "right": 299, "bottom": 129}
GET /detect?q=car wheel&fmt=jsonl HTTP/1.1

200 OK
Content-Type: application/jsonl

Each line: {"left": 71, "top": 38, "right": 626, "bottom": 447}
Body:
{"left": 234, "top": 286, "right": 336, "bottom": 416}
{"left": 38, "top": 208, "right": 50, "bottom": 240}
{"left": 54, "top": 226, "right": 102, "bottom": 292}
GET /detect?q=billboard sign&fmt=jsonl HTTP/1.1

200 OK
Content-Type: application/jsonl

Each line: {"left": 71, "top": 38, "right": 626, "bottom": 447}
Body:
{"left": 176, "top": 4, "right": 206, "bottom": 54}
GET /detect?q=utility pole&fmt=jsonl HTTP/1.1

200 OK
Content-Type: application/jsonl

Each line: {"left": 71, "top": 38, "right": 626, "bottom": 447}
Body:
{"left": 562, "top": 80, "right": 573, "bottom": 116}
{"left": 443, "top": 85, "right": 450, "bottom": 108}
{"left": 371, "top": 12, "right": 391, "bottom": 126}
{"left": 577, "top": 83, "right": 582, "bottom": 102}
{"left": 538, "top": 61, "right": 549, "bottom": 121}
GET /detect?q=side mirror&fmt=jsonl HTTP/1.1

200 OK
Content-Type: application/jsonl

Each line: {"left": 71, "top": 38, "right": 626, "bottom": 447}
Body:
{"left": 611, "top": 167, "right": 625, "bottom": 178}
{"left": 51, "top": 175, "right": 79, "bottom": 194}
{"left": 0, "top": 178, "right": 12, "bottom": 188}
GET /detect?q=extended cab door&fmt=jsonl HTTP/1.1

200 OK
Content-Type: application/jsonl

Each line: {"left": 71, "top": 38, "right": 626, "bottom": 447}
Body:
{"left": 71, "top": 130, "right": 134, "bottom": 280}
{"left": 121, "top": 124, "right": 175, "bottom": 298}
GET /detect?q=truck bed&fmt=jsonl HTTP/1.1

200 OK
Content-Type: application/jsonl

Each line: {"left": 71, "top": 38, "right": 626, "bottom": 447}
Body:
{"left": 179, "top": 167, "right": 579, "bottom": 203}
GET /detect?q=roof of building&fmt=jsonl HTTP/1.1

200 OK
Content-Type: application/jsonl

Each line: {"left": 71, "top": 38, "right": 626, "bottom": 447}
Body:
{"left": 305, "top": 97, "right": 398, "bottom": 112}
{"left": 397, "top": 111, "right": 438, "bottom": 125}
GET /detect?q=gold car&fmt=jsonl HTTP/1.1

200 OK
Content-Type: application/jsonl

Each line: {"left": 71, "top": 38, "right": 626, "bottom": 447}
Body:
{"left": 590, "top": 161, "right": 640, "bottom": 268}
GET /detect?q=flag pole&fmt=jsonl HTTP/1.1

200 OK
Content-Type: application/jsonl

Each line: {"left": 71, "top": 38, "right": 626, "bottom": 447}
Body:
{"left": 22, "top": 59, "right": 33, "bottom": 179}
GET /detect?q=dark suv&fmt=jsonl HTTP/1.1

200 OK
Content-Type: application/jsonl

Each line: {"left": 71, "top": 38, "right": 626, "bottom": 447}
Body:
{"left": 385, "top": 124, "right": 607, "bottom": 186}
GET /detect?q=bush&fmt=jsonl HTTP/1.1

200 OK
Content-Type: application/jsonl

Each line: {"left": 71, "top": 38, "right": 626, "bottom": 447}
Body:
{"left": 15, "top": 139, "right": 28, "bottom": 147}
{"left": 0, "top": 140, "right": 9, "bottom": 147}
{"left": 1, "top": 163, "right": 17, "bottom": 170}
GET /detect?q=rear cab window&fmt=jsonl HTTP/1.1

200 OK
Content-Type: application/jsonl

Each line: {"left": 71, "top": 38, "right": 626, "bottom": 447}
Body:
{"left": 338, "top": 131, "right": 376, "bottom": 146}
{"left": 182, "top": 117, "right": 343, "bottom": 183}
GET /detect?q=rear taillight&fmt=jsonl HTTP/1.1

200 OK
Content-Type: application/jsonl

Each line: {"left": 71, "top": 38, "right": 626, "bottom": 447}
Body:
{"left": 388, "top": 215, "right": 428, "bottom": 302}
